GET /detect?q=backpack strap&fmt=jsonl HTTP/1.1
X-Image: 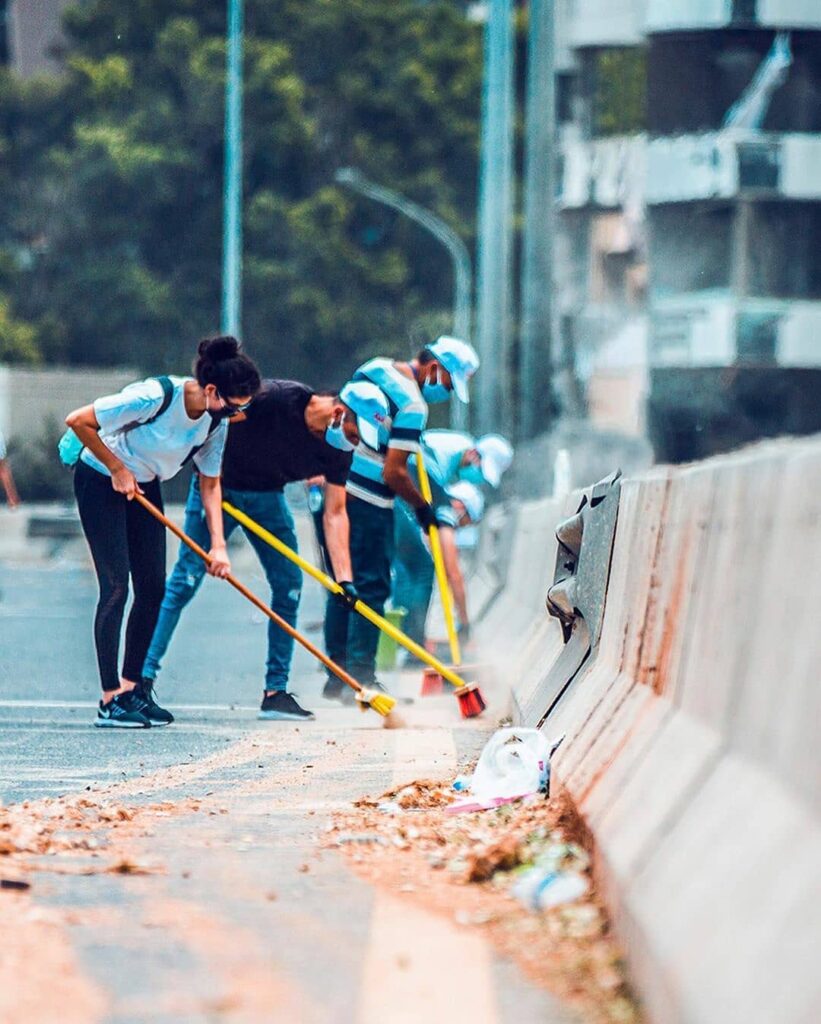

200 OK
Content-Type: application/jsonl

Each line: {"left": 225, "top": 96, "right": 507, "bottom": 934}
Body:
{"left": 181, "top": 413, "right": 222, "bottom": 468}
{"left": 58, "top": 375, "right": 176, "bottom": 469}
{"left": 147, "top": 376, "right": 174, "bottom": 424}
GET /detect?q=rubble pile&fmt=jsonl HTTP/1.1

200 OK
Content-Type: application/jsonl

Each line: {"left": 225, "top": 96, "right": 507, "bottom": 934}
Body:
{"left": 328, "top": 780, "right": 641, "bottom": 1024}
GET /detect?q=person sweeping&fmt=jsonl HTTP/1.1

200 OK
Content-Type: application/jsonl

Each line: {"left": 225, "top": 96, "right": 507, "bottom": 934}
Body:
{"left": 64, "top": 336, "right": 261, "bottom": 728}
{"left": 142, "top": 377, "right": 390, "bottom": 722}
{"left": 322, "top": 336, "right": 479, "bottom": 702}
{"left": 393, "top": 471, "right": 485, "bottom": 655}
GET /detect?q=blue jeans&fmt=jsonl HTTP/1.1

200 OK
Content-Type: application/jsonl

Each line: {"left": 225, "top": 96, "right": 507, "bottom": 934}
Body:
{"left": 323, "top": 495, "right": 394, "bottom": 684}
{"left": 143, "top": 476, "right": 302, "bottom": 692}
{"left": 392, "top": 499, "right": 434, "bottom": 646}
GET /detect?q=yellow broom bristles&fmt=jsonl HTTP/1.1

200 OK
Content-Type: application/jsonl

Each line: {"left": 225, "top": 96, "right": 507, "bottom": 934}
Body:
{"left": 356, "top": 688, "right": 397, "bottom": 717}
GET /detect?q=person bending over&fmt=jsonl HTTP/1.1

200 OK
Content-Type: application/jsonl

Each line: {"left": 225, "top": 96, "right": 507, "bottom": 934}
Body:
{"left": 64, "top": 336, "right": 260, "bottom": 728}
{"left": 142, "top": 377, "right": 389, "bottom": 722}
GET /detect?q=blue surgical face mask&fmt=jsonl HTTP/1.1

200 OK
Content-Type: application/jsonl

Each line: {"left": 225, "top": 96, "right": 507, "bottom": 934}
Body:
{"left": 460, "top": 463, "right": 485, "bottom": 486}
{"left": 325, "top": 417, "right": 355, "bottom": 452}
{"left": 422, "top": 382, "right": 451, "bottom": 404}
{"left": 419, "top": 364, "right": 452, "bottom": 405}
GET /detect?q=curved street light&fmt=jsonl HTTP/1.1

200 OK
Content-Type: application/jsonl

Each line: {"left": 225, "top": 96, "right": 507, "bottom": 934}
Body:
{"left": 334, "top": 167, "right": 472, "bottom": 429}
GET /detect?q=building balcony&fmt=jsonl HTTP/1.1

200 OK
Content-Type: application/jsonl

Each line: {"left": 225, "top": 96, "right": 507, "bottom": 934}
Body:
{"left": 645, "top": 0, "right": 821, "bottom": 34}
{"left": 646, "top": 132, "right": 821, "bottom": 203}
{"left": 649, "top": 294, "right": 821, "bottom": 367}
{"left": 559, "top": 132, "right": 821, "bottom": 209}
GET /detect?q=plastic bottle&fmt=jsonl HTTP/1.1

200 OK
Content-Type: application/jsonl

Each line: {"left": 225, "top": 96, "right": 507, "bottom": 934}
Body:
{"left": 308, "top": 483, "right": 323, "bottom": 514}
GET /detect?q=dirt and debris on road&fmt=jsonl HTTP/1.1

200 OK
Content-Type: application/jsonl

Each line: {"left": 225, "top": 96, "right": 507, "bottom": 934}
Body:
{"left": 0, "top": 793, "right": 199, "bottom": 877}
{"left": 328, "top": 779, "right": 642, "bottom": 1024}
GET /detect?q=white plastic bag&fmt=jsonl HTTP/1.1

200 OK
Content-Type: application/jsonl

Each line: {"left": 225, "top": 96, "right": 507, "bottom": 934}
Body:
{"left": 449, "top": 728, "right": 551, "bottom": 812}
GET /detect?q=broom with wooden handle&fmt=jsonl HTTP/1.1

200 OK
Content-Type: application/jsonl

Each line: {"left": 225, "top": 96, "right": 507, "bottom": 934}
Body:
{"left": 222, "top": 500, "right": 486, "bottom": 719}
{"left": 133, "top": 493, "right": 396, "bottom": 718}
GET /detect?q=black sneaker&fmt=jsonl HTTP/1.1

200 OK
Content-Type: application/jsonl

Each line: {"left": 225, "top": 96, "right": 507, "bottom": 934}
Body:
{"left": 258, "top": 692, "right": 315, "bottom": 721}
{"left": 322, "top": 677, "right": 351, "bottom": 703}
{"left": 95, "top": 691, "right": 152, "bottom": 729}
{"left": 134, "top": 680, "right": 174, "bottom": 726}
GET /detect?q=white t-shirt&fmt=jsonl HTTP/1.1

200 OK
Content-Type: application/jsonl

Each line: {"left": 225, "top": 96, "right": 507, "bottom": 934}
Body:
{"left": 80, "top": 376, "right": 227, "bottom": 482}
{"left": 0, "top": 430, "right": 7, "bottom": 461}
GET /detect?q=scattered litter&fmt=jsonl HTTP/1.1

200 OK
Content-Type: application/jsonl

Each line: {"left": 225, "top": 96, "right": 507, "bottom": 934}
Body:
{"left": 376, "top": 801, "right": 403, "bottom": 816}
{"left": 466, "top": 835, "right": 524, "bottom": 882}
{"left": 332, "top": 833, "right": 390, "bottom": 847}
{"left": 1, "top": 878, "right": 31, "bottom": 891}
{"left": 107, "top": 857, "right": 161, "bottom": 876}
{"left": 454, "top": 909, "right": 495, "bottom": 926}
{"left": 513, "top": 869, "right": 588, "bottom": 911}
{"left": 447, "top": 728, "right": 552, "bottom": 813}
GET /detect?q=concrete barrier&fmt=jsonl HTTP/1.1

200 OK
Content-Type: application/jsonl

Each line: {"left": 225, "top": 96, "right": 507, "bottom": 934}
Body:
{"left": 478, "top": 437, "right": 821, "bottom": 1024}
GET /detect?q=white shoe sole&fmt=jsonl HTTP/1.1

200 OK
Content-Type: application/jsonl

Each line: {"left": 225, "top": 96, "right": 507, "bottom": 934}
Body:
{"left": 94, "top": 718, "right": 151, "bottom": 729}
{"left": 257, "top": 710, "right": 315, "bottom": 721}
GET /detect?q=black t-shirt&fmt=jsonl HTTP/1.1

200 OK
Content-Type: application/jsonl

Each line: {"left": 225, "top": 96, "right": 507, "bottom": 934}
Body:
{"left": 221, "top": 380, "right": 352, "bottom": 492}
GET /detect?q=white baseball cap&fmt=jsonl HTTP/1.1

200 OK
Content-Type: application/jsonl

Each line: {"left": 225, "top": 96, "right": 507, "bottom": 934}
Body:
{"left": 475, "top": 434, "right": 513, "bottom": 487}
{"left": 446, "top": 481, "right": 485, "bottom": 524}
{"left": 425, "top": 336, "right": 480, "bottom": 403}
{"left": 339, "top": 380, "right": 390, "bottom": 450}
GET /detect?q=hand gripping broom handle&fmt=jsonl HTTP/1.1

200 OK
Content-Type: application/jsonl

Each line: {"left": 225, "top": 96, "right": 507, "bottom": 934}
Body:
{"left": 133, "top": 493, "right": 366, "bottom": 696}
{"left": 414, "top": 454, "right": 461, "bottom": 667}
{"left": 222, "top": 500, "right": 469, "bottom": 690}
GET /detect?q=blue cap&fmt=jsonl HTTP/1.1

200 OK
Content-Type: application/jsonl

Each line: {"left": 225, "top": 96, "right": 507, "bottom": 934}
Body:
{"left": 446, "top": 481, "right": 485, "bottom": 524}
{"left": 425, "top": 336, "right": 480, "bottom": 403}
{"left": 339, "top": 380, "right": 389, "bottom": 450}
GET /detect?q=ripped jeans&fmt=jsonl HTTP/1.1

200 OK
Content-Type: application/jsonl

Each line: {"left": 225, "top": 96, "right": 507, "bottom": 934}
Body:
{"left": 142, "top": 476, "right": 302, "bottom": 692}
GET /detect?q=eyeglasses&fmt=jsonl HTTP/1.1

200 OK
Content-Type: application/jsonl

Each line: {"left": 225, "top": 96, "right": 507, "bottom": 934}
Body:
{"left": 217, "top": 392, "right": 254, "bottom": 414}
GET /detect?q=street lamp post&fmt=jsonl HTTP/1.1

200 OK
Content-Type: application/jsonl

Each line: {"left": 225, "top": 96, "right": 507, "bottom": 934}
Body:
{"left": 221, "top": 0, "right": 244, "bottom": 337}
{"left": 334, "top": 167, "right": 472, "bottom": 430}
{"left": 475, "top": 0, "right": 515, "bottom": 438}
{"left": 519, "top": 0, "right": 556, "bottom": 440}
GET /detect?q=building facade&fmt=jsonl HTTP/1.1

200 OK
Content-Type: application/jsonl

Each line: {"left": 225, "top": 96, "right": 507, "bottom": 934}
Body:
{"left": 553, "top": 0, "right": 821, "bottom": 460}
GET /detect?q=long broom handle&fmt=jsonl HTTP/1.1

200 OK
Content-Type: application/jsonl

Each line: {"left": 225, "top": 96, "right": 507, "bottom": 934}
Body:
{"left": 414, "top": 454, "right": 461, "bottom": 667}
{"left": 222, "top": 500, "right": 469, "bottom": 691}
{"left": 133, "top": 493, "right": 364, "bottom": 695}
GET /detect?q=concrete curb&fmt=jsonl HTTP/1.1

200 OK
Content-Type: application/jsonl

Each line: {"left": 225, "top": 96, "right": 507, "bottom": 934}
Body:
{"left": 483, "top": 437, "right": 821, "bottom": 1023}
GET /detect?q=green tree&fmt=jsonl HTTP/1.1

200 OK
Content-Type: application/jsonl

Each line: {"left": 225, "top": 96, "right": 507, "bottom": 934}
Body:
{"left": 0, "top": 0, "right": 483, "bottom": 386}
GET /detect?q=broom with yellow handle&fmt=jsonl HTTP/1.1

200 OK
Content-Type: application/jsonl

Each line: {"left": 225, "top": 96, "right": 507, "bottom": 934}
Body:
{"left": 134, "top": 493, "right": 396, "bottom": 718}
{"left": 413, "top": 452, "right": 461, "bottom": 667}
{"left": 222, "top": 499, "right": 487, "bottom": 718}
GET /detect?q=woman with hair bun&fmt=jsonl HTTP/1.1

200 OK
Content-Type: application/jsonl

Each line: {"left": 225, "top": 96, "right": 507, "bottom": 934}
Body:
{"left": 64, "top": 335, "right": 261, "bottom": 729}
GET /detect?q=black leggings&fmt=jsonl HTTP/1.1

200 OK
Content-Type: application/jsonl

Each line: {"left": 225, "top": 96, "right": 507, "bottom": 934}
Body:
{"left": 74, "top": 460, "right": 166, "bottom": 691}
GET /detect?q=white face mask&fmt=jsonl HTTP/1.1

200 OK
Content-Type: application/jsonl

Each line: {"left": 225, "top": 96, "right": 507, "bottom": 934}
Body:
{"left": 325, "top": 416, "right": 355, "bottom": 452}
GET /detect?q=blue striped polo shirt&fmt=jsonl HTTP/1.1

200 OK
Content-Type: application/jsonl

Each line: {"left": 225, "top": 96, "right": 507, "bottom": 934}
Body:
{"left": 346, "top": 358, "right": 428, "bottom": 509}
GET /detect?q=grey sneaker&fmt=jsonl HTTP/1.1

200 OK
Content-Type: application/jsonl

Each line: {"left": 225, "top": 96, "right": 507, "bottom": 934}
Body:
{"left": 257, "top": 692, "right": 315, "bottom": 721}
{"left": 95, "top": 691, "right": 152, "bottom": 729}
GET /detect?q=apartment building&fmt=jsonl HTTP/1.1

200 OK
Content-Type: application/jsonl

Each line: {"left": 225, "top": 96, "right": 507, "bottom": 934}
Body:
{"left": 553, "top": 0, "right": 821, "bottom": 460}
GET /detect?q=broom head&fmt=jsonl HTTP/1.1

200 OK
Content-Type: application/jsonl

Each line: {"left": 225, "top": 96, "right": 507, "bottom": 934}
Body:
{"left": 356, "top": 687, "right": 397, "bottom": 717}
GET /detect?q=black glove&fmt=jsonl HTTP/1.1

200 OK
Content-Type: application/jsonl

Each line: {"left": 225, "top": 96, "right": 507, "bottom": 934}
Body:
{"left": 414, "top": 503, "right": 438, "bottom": 533}
{"left": 334, "top": 580, "right": 359, "bottom": 609}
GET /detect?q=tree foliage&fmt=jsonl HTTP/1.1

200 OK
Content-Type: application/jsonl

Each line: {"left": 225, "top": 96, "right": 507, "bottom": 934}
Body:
{"left": 0, "top": 0, "right": 482, "bottom": 386}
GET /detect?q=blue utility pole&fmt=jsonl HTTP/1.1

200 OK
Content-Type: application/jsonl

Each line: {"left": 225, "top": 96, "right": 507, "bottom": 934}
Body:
{"left": 221, "top": 0, "right": 244, "bottom": 336}
{"left": 519, "top": 0, "right": 556, "bottom": 440}
{"left": 475, "top": 0, "right": 516, "bottom": 437}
